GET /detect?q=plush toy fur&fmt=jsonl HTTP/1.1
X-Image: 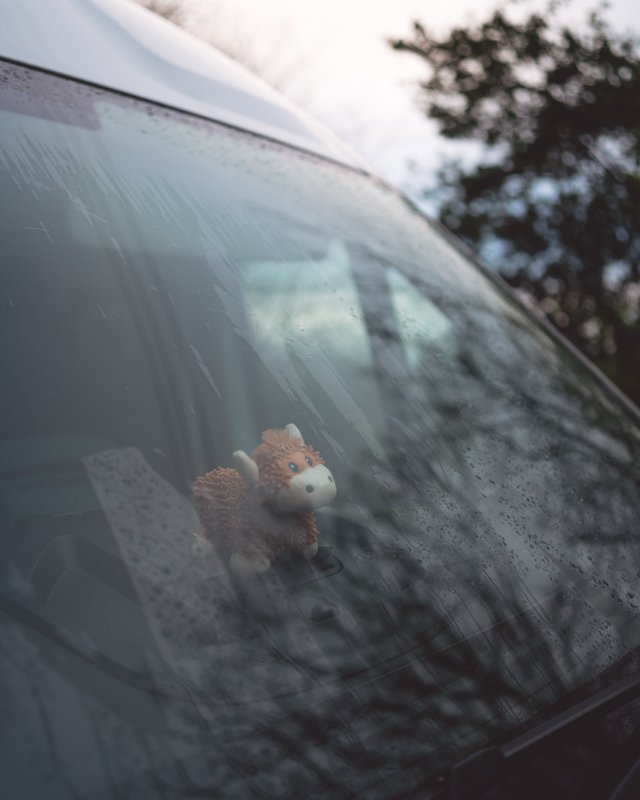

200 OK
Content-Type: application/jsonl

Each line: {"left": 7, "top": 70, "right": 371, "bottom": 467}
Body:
{"left": 193, "top": 425, "right": 335, "bottom": 578}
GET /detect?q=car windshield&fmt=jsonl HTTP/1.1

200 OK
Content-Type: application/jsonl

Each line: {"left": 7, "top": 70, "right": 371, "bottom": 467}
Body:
{"left": 1, "top": 62, "right": 640, "bottom": 800}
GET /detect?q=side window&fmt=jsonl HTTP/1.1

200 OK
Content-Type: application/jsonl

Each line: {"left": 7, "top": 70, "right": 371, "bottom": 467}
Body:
{"left": 387, "top": 266, "right": 455, "bottom": 372}
{"left": 240, "top": 240, "right": 388, "bottom": 440}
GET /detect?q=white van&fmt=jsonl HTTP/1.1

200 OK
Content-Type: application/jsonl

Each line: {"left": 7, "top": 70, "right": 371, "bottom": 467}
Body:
{"left": 2, "top": 2, "right": 640, "bottom": 799}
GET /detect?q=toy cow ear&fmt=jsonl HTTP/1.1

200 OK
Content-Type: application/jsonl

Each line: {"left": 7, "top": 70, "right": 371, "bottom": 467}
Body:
{"left": 233, "top": 450, "right": 260, "bottom": 486}
{"left": 284, "top": 423, "right": 304, "bottom": 444}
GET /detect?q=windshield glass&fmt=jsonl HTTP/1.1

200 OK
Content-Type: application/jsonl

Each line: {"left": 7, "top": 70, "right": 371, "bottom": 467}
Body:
{"left": 1, "top": 62, "right": 640, "bottom": 800}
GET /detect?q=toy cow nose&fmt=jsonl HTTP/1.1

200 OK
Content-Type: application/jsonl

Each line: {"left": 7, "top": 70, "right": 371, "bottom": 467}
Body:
{"left": 306, "top": 484, "right": 314, "bottom": 493}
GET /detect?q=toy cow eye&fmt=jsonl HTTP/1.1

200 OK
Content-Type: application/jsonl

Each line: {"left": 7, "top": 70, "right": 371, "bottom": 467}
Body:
{"left": 288, "top": 462, "right": 299, "bottom": 473}
{"left": 305, "top": 456, "right": 313, "bottom": 466}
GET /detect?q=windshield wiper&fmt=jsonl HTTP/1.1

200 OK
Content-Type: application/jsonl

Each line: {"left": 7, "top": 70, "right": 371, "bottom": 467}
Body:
{"left": 445, "top": 670, "right": 640, "bottom": 800}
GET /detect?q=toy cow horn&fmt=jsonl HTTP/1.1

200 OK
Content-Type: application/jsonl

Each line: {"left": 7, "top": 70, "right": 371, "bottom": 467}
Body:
{"left": 284, "top": 423, "right": 304, "bottom": 444}
{"left": 233, "top": 450, "right": 259, "bottom": 486}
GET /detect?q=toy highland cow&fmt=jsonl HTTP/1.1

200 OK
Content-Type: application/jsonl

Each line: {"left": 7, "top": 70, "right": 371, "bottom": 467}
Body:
{"left": 192, "top": 424, "right": 336, "bottom": 579}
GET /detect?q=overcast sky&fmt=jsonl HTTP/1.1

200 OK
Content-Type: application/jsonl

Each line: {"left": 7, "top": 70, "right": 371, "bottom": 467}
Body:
{"left": 176, "top": 0, "right": 639, "bottom": 196}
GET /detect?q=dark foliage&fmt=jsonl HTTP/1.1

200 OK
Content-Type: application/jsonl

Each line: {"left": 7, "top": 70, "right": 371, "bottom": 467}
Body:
{"left": 391, "top": 3, "right": 640, "bottom": 405}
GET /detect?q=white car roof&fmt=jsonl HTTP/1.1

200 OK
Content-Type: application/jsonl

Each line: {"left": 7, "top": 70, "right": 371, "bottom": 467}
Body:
{"left": 0, "top": 0, "right": 367, "bottom": 171}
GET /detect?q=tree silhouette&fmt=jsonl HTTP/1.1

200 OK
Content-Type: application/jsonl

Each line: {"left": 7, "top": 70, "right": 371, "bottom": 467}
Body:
{"left": 391, "top": 3, "right": 640, "bottom": 405}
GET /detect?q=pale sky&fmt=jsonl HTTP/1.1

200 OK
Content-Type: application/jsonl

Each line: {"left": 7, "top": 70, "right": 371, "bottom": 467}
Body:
{"left": 176, "top": 0, "right": 639, "bottom": 198}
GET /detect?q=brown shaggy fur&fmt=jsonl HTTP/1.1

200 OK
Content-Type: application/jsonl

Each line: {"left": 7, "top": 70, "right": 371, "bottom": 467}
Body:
{"left": 193, "top": 428, "right": 324, "bottom": 564}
